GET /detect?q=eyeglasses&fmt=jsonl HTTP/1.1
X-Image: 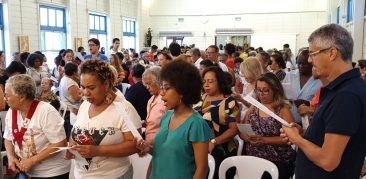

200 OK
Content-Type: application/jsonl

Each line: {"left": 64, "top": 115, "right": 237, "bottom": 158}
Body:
{"left": 255, "top": 88, "right": 271, "bottom": 95}
{"left": 202, "top": 79, "right": 217, "bottom": 84}
{"left": 88, "top": 44, "right": 97, "bottom": 47}
{"left": 309, "top": 47, "right": 331, "bottom": 59}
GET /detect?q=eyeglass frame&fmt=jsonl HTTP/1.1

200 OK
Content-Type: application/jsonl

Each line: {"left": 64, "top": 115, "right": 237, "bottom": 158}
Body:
{"left": 308, "top": 47, "right": 332, "bottom": 59}
{"left": 202, "top": 79, "right": 217, "bottom": 85}
{"left": 254, "top": 88, "right": 271, "bottom": 95}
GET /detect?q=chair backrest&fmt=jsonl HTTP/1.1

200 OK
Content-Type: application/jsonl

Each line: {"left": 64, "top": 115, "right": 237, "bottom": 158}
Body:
{"left": 0, "top": 111, "right": 7, "bottom": 132}
{"left": 129, "top": 153, "right": 152, "bottom": 179}
{"left": 219, "top": 156, "right": 279, "bottom": 179}
{"left": 208, "top": 154, "right": 215, "bottom": 179}
{"left": 58, "top": 102, "right": 68, "bottom": 118}
{"left": 234, "top": 135, "right": 244, "bottom": 156}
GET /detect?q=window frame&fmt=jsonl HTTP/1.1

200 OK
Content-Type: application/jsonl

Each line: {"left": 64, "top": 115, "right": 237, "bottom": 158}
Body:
{"left": 347, "top": 0, "right": 354, "bottom": 22}
{"left": 89, "top": 13, "right": 107, "bottom": 35}
{"left": 122, "top": 18, "right": 136, "bottom": 49}
{"left": 336, "top": 6, "right": 340, "bottom": 24}
{"left": 0, "top": 3, "right": 4, "bottom": 52}
{"left": 39, "top": 5, "right": 66, "bottom": 32}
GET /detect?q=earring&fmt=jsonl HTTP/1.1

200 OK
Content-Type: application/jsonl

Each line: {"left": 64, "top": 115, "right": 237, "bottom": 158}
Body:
{"left": 104, "top": 92, "right": 114, "bottom": 104}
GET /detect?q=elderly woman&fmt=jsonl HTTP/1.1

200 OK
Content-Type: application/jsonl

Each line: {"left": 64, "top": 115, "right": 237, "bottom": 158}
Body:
{"left": 138, "top": 60, "right": 212, "bottom": 179}
{"left": 39, "top": 78, "right": 60, "bottom": 110}
{"left": 194, "top": 66, "right": 240, "bottom": 179}
{"left": 3, "top": 74, "right": 70, "bottom": 178}
{"left": 26, "top": 53, "right": 49, "bottom": 97}
{"left": 64, "top": 60, "right": 140, "bottom": 178}
{"left": 239, "top": 72, "right": 295, "bottom": 179}
{"left": 142, "top": 66, "right": 167, "bottom": 144}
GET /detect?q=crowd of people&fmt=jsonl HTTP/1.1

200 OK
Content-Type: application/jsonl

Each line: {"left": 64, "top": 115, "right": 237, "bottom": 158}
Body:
{"left": 0, "top": 23, "right": 365, "bottom": 179}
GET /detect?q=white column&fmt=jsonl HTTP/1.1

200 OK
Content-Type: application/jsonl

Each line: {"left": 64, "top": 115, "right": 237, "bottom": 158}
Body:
{"left": 353, "top": 0, "right": 365, "bottom": 61}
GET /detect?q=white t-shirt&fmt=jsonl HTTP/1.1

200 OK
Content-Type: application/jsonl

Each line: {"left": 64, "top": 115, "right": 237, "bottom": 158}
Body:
{"left": 3, "top": 102, "right": 70, "bottom": 177}
{"left": 115, "top": 90, "right": 142, "bottom": 130}
{"left": 218, "top": 61, "right": 229, "bottom": 72}
{"left": 71, "top": 100, "right": 132, "bottom": 178}
{"left": 59, "top": 76, "right": 82, "bottom": 110}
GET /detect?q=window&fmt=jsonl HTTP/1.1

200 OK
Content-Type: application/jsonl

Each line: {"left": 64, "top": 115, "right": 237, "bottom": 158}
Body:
{"left": 347, "top": 0, "right": 354, "bottom": 22}
{"left": 337, "top": 6, "right": 340, "bottom": 24}
{"left": 89, "top": 13, "right": 107, "bottom": 51}
{"left": 40, "top": 5, "right": 66, "bottom": 70}
{"left": 123, "top": 19, "right": 136, "bottom": 49}
{"left": 0, "top": 4, "right": 4, "bottom": 52}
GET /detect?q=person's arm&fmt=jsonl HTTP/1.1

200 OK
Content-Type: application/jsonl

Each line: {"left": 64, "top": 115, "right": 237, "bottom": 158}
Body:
{"left": 282, "top": 126, "right": 349, "bottom": 172}
{"left": 4, "top": 139, "right": 20, "bottom": 172}
{"left": 72, "top": 131, "right": 139, "bottom": 158}
{"left": 19, "top": 139, "right": 67, "bottom": 172}
{"left": 192, "top": 142, "right": 209, "bottom": 179}
{"left": 0, "top": 87, "right": 5, "bottom": 111}
{"left": 68, "top": 85, "right": 82, "bottom": 102}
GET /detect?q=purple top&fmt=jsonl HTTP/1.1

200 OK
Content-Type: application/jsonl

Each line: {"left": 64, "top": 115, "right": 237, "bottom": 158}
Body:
{"left": 245, "top": 107, "right": 295, "bottom": 162}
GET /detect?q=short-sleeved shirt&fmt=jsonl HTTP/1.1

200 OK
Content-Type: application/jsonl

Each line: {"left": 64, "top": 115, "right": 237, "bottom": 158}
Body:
{"left": 84, "top": 53, "right": 109, "bottom": 62}
{"left": 71, "top": 99, "right": 131, "bottom": 178}
{"left": 295, "top": 69, "right": 366, "bottom": 179}
{"left": 3, "top": 101, "right": 70, "bottom": 177}
{"left": 151, "top": 110, "right": 212, "bottom": 179}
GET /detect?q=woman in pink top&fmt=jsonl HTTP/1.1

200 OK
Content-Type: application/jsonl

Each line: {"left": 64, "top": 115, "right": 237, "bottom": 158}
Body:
{"left": 142, "top": 66, "right": 167, "bottom": 143}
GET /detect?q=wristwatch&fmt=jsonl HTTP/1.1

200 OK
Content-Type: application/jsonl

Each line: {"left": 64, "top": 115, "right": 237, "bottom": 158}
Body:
{"left": 210, "top": 138, "right": 217, "bottom": 145}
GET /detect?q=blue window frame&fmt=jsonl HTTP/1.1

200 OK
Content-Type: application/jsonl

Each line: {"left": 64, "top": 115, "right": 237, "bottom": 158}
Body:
{"left": 337, "top": 6, "right": 340, "bottom": 24}
{"left": 0, "top": 4, "right": 5, "bottom": 52}
{"left": 89, "top": 13, "right": 107, "bottom": 50}
{"left": 123, "top": 19, "right": 136, "bottom": 49}
{"left": 40, "top": 5, "right": 66, "bottom": 69}
{"left": 347, "top": 0, "right": 354, "bottom": 22}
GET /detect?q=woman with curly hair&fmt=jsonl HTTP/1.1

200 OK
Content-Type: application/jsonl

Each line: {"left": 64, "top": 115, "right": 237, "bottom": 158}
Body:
{"left": 194, "top": 66, "right": 240, "bottom": 179}
{"left": 137, "top": 60, "right": 212, "bottom": 179}
{"left": 65, "top": 60, "right": 139, "bottom": 179}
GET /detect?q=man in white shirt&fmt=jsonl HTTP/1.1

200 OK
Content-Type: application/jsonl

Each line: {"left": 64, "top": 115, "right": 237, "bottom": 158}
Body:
{"left": 190, "top": 48, "right": 203, "bottom": 69}
{"left": 207, "top": 45, "right": 229, "bottom": 72}
{"left": 108, "top": 38, "right": 121, "bottom": 56}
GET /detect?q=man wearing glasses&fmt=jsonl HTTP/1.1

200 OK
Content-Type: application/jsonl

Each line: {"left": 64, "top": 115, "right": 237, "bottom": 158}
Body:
{"left": 84, "top": 38, "right": 109, "bottom": 62}
{"left": 281, "top": 24, "right": 366, "bottom": 179}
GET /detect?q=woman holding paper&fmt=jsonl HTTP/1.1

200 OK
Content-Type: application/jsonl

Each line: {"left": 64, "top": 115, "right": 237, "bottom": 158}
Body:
{"left": 64, "top": 60, "right": 139, "bottom": 178}
{"left": 239, "top": 72, "right": 295, "bottom": 179}
{"left": 3, "top": 74, "right": 70, "bottom": 178}
{"left": 194, "top": 66, "right": 240, "bottom": 179}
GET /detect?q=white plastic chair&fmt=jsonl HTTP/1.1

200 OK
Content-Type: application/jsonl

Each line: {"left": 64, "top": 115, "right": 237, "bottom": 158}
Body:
{"left": 58, "top": 102, "right": 68, "bottom": 119}
{"left": 1, "top": 151, "right": 7, "bottom": 177}
{"left": 129, "top": 153, "right": 152, "bottom": 179}
{"left": 219, "top": 156, "right": 278, "bottom": 179}
{"left": 208, "top": 154, "right": 215, "bottom": 179}
{"left": 0, "top": 111, "right": 7, "bottom": 132}
{"left": 234, "top": 135, "right": 244, "bottom": 156}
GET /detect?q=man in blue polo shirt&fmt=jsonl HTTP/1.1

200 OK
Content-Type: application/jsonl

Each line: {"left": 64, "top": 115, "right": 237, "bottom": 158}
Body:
{"left": 281, "top": 24, "right": 366, "bottom": 179}
{"left": 84, "top": 38, "right": 109, "bottom": 62}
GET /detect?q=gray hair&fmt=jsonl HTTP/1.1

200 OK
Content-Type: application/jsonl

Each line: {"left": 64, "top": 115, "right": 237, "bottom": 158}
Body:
{"left": 190, "top": 48, "right": 201, "bottom": 57}
{"left": 308, "top": 23, "right": 353, "bottom": 61}
{"left": 6, "top": 74, "right": 36, "bottom": 100}
{"left": 142, "top": 66, "right": 162, "bottom": 86}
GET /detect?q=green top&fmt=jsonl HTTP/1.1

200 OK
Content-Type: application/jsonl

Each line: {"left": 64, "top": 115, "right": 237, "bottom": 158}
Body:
{"left": 151, "top": 110, "right": 213, "bottom": 179}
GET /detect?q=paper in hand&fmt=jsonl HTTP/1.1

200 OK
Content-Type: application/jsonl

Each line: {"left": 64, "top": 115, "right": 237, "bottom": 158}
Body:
{"left": 243, "top": 95, "right": 290, "bottom": 127}
{"left": 237, "top": 123, "right": 255, "bottom": 135}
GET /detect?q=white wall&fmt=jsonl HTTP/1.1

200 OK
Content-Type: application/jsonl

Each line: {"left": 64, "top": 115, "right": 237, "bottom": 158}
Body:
{"left": 2, "top": 0, "right": 139, "bottom": 65}
{"left": 145, "top": 0, "right": 328, "bottom": 52}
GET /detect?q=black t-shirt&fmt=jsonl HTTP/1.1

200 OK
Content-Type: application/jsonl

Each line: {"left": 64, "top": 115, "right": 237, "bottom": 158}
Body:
{"left": 296, "top": 69, "right": 366, "bottom": 179}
